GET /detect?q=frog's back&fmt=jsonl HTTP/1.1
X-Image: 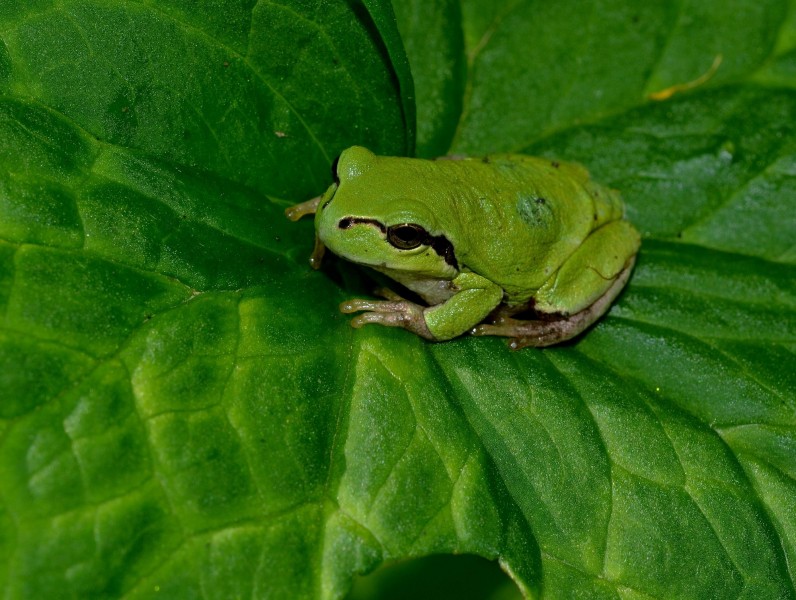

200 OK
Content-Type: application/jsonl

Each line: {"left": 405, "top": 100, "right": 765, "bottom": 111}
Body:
{"left": 345, "top": 150, "right": 626, "bottom": 301}
{"left": 478, "top": 153, "right": 624, "bottom": 230}
{"left": 435, "top": 154, "right": 625, "bottom": 298}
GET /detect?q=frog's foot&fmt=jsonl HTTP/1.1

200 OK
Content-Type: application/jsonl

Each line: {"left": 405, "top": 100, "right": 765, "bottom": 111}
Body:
{"left": 472, "top": 258, "right": 635, "bottom": 349}
{"left": 340, "top": 298, "right": 434, "bottom": 340}
{"left": 472, "top": 317, "right": 584, "bottom": 350}
{"left": 285, "top": 196, "right": 321, "bottom": 221}
{"left": 285, "top": 196, "right": 327, "bottom": 269}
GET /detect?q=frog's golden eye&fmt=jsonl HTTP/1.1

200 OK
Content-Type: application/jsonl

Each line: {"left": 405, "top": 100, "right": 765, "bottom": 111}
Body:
{"left": 387, "top": 223, "right": 427, "bottom": 250}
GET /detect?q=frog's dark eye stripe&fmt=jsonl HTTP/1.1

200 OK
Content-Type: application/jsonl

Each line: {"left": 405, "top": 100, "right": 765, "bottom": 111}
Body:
{"left": 427, "top": 233, "right": 458, "bottom": 269}
{"left": 339, "top": 218, "right": 459, "bottom": 269}
{"left": 338, "top": 217, "right": 386, "bottom": 233}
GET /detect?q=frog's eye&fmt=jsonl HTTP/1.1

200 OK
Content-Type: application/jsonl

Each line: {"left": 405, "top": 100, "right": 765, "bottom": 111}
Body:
{"left": 387, "top": 223, "right": 427, "bottom": 250}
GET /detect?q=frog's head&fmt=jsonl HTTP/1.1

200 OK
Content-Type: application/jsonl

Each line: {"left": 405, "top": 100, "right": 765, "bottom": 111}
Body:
{"left": 312, "top": 146, "right": 459, "bottom": 279}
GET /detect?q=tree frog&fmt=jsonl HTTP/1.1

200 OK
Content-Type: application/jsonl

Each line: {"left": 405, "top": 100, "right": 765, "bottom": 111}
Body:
{"left": 286, "top": 146, "right": 640, "bottom": 349}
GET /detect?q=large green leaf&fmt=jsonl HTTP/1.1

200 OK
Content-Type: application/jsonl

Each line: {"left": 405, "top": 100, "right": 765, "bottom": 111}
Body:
{"left": 1, "top": 1, "right": 794, "bottom": 599}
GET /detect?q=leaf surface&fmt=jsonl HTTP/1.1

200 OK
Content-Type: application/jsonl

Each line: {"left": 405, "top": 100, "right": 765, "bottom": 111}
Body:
{"left": 1, "top": 1, "right": 795, "bottom": 599}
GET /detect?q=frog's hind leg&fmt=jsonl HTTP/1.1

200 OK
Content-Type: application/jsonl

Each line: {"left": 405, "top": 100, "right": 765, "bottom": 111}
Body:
{"left": 472, "top": 255, "right": 635, "bottom": 349}
{"left": 534, "top": 219, "right": 640, "bottom": 316}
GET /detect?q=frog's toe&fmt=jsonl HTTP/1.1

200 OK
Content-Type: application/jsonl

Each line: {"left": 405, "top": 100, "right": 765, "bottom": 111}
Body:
{"left": 350, "top": 310, "right": 409, "bottom": 329}
{"left": 508, "top": 331, "right": 567, "bottom": 350}
{"left": 340, "top": 298, "right": 383, "bottom": 313}
{"left": 470, "top": 323, "right": 504, "bottom": 337}
{"left": 350, "top": 311, "right": 387, "bottom": 328}
{"left": 340, "top": 298, "right": 433, "bottom": 339}
{"left": 373, "top": 287, "right": 407, "bottom": 302}
{"left": 470, "top": 317, "right": 523, "bottom": 337}
{"left": 284, "top": 195, "right": 321, "bottom": 221}
{"left": 472, "top": 317, "right": 579, "bottom": 348}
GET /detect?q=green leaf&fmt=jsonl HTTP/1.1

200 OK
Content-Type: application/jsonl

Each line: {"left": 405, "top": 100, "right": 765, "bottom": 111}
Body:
{"left": 1, "top": 1, "right": 795, "bottom": 599}
{"left": 392, "top": 0, "right": 464, "bottom": 157}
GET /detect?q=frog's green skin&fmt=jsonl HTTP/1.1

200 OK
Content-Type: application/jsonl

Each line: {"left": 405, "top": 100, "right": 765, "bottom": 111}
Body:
{"left": 286, "top": 146, "right": 640, "bottom": 349}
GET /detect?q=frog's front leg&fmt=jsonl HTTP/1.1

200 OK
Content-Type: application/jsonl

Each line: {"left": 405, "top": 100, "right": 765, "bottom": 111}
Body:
{"left": 340, "top": 272, "right": 503, "bottom": 341}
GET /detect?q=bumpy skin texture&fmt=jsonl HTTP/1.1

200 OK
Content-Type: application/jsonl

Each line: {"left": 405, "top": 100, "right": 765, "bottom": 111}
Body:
{"left": 286, "top": 146, "right": 640, "bottom": 348}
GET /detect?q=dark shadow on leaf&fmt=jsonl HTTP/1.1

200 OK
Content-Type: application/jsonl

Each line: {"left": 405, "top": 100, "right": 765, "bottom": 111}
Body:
{"left": 347, "top": 554, "right": 522, "bottom": 600}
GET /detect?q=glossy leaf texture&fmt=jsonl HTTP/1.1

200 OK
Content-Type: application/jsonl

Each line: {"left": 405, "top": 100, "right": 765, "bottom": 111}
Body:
{"left": 1, "top": 1, "right": 795, "bottom": 599}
